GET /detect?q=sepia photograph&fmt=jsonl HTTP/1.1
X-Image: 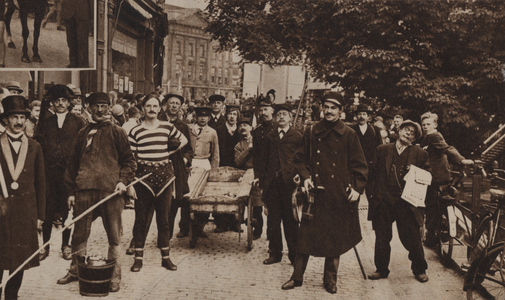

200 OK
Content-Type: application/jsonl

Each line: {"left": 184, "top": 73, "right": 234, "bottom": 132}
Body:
{"left": 1, "top": 0, "right": 505, "bottom": 299}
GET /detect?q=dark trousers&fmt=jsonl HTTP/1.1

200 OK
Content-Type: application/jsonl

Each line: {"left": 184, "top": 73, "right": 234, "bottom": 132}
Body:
{"left": 68, "top": 190, "right": 124, "bottom": 283}
{"left": 64, "top": 17, "right": 89, "bottom": 67}
{"left": 253, "top": 206, "right": 263, "bottom": 236}
{"left": 169, "top": 197, "right": 190, "bottom": 236}
{"left": 265, "top": 176, "right": 298, "bottom": 259}
{"left": 42, "top": 165, "right": 71, "bottom": 249}
{"left": 132, "top": 184, "right": 173, "bottom": 250}
{"left": 0, "top": 270, "right": 24, "bottom": 300}
{"left": 372, "top": 200, "right": 428, "bottom": 275}
{"left": 425, "top": 184, "right": 441, "bottom": 241}
{"left": 291, "top": 254, "right": 339, "bottom": 285}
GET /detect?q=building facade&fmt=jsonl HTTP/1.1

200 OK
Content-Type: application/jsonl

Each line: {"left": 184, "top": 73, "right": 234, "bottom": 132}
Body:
{"left": 161, "top": 4, "right": 239, "bottom": 102}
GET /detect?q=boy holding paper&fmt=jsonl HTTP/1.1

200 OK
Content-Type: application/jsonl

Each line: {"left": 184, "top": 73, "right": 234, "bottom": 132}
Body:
{"left": 367, "top": 120, "right": 431, "bottom": 283}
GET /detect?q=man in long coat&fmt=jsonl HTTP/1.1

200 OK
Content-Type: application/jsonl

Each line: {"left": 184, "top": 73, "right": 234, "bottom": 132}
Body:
{"left": 368, "top": 120, "right": 430, "bottom": 283}
{"left": 282, "top": 92, "right": 368, "bottom": 294}
{"left": 0, "top": 95, "right": 46, "bottom": 300}
{"left": 36, "top": 84, "right": 86, "bottom": 261}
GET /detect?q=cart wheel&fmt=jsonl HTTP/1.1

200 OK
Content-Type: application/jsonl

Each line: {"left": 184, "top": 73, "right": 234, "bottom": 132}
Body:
{"left": 189, "top": 222, "right": 197, "bottom": 249}
{"left": 247, "top": 197, "right": 253, "bottom": 251}
{"left": 438, "top": 210, "right": 453, "bottom": 266}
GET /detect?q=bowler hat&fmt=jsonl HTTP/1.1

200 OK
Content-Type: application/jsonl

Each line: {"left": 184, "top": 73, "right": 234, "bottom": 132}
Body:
{"left": 0, "top": 95, "right": 30, "bottom": 119}
{"left": 208, "top": 94, "right": 225, "bottom": 103}
{"left": 237, "top": 117, "right": 252, "bottom": 126}
{"left": 321, "top": 92, "right": 344, "bottom": 107}
{"left": 47, "top": 84, "right": 74, "bottom": 101}
{"left": 87, "top": 92, "right": 110, "bottom": 106}
{"left": 399, "top": 119, "right": 422, "bottom": 140}
{"left": 194, "top": 106, "right": 212, "bottom": 117}
{"left": 355, "top": 104, "right": 373, "bottom": 114}
{"left": 163, "top": 91, "right": 184, "bottom": 105}
{"left": 274, "top": 103, "right": 292, "bottom": 115}
{"left": 5, "top": 81, "right": 23, "bottom": 93}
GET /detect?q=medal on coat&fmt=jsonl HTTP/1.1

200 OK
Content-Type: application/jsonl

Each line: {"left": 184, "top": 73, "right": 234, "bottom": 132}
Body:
{"left": 1, "top": 134, "right": 28, "bottom": 192}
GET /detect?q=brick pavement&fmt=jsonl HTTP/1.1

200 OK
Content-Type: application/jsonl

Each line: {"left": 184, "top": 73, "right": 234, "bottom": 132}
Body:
{"left": 5, "top": 199, "right": 469, "bottom": 300}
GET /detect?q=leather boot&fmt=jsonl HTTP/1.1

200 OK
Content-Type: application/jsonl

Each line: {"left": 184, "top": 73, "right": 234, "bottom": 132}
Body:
{"left": 130, "top": 249, "right": 143, "bottom": 272}
{"left": 161, "top": 247, "right": 177, "bottom": 271}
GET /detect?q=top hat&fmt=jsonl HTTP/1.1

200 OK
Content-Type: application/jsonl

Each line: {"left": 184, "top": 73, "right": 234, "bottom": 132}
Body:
{"left": 208, "top": 94, "right": 225, "bottom": 103}
{"left": 47, "top": 84, "right": 74, "bottom": 101}
{"left": 163, "top": 91, "right": 184, "bottom": 105}
{"left": 194, "top": 106, "right": 212, "bottom": 117}
{"left": 399, "top": 119, "right": 422, "bottom": 140}
{"left": 5, "top": 81, "right": 23, "bottom": 94}
{"left": 321, "top": 92, "right": 344, "bottom": 107}
{"left": 355, "top": 104, "right": 373, "bottom": 114}
{"left": 0, "top": 95, "right": 30, "bottom": 119}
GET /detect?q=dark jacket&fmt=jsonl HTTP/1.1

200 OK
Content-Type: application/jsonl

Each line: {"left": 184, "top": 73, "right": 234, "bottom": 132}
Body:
{"left": 65, "top": 121, "right": 136, "bottom": 195}
{"left": 294, "top": 119, "right": 368, "bottom": 257}
{"left": 208, "top": 114, "right": 225, "bottom": 129}
{"left": 369, "top": 143, "right": 430, "bottom": 225}
{"left": 262, "top": 126, "right": 303, "bottom": 195}
{"left": 158, "top": 112, "right": 193, "bottom": 199}
{"left": 0, "top": 134, "right": 46, "bottom": 271}
{"left": 420, "top": 131, "right": 464, "bottom": 184}
{"left": 349, "top": 123, "right": 383, "bottom": 165}
{"left": 215, "top": 122, "right": 241, "bottom": 167}
{"left": 252, "top": 119, "right": 277, "bottom": 186}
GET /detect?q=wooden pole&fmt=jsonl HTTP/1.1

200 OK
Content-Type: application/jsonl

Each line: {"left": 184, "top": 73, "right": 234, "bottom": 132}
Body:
{"left": 0, "top": 173, "right": 151, "bottom": 289}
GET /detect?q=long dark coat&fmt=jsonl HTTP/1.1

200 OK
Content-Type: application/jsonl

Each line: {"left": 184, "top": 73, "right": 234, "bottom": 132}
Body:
{"left": 369, "top": 143, "right": 430, "bottom": 226}
{"left": 294, "top": 119, "right": 368, "bottom": 257}
{"left": 349, "top": 123, "right": 383, "bottom": 165}
{"left": 0, "top": 134, "right": 46, "bottom": 271}
{"left": 215, "top": 122, "right": 241, "bottom": 168}
{"left": 262, "top": 126, "right": 303, "bottom": 195}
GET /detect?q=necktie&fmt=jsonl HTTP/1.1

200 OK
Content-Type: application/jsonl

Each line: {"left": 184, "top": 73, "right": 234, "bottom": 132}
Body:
{"left": 279, "top": 130, "right": 285, "bottom": 139}
{"left": 198, "top": 128, "right": 203, "bottom": 135}
{"left": 8, "top": 135, "right": 22, "bottom": 142}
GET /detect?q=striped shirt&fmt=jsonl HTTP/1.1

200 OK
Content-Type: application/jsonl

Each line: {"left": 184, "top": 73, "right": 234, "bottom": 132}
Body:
{"left": 128, "top": 121, "right": 182, "bottom": 163}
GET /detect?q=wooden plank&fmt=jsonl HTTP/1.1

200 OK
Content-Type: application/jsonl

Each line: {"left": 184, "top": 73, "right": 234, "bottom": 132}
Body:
{"left": 237, "top": 169, "right": 255, "bottom": 198}
{"left": 186, "top": 167, "right": 209, "bottom": 200}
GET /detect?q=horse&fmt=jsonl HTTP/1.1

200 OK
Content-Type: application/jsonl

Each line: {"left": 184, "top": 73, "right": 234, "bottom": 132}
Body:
{"left": 4, "top": 0, "right": 48, "bottom": 63}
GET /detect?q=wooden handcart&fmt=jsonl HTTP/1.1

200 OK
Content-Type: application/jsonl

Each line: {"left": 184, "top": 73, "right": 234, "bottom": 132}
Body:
{"left": 186, "top": 166, "right": 255, "bottom": 250}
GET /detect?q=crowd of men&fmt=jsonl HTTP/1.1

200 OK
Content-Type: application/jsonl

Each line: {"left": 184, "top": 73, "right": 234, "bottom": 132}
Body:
{"left": 0, "top": 81, "right": 472, "bottom": 298}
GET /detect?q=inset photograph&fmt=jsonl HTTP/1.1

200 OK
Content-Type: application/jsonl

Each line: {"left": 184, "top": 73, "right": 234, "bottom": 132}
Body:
{"left": 0, "top": 0, "right": 95, "bottom": 69}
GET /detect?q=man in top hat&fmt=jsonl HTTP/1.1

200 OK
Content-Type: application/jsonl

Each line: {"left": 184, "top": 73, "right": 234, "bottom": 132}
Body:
{"left": 213, "top": 104, "right": 242, "bottom": 232}
{"left": 188, "top": 105, "right": 219, "bottom": 237}
{"left": 349, "top": 104, "right": 384, "bottom": 197}
{"left": 57, "top": 92, "right": 136, "bottom": 292}
{"left": 250, "top": 95, "right": 277, "bottom": 240}
{"left": 367, "top": 119, "right": 431, "bottom": 283}
{"left": 282, "top": 92, "right": 368, "bottom": 294}
{"left": 5, "top": 81, "right": 23, "bottom": 95}
{"left": 0, "top": 95, "right": 46, "bottom": 300}
{"left": 35, "top": 84, "right": 86, "bottom": 261}
{"left": 261, "top": 103, "right": 302, "bottom": 265}
{"left": 207, "top": 94, "right": 226, "bottom": 129}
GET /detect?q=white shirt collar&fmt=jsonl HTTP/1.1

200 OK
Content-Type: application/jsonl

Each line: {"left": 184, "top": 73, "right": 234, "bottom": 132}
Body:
{"left": 359, "top": 123, "right": 368, "bottom": 135}
{"left": 278, "top": 126, "right": 290, "bottom": 133}
{"left": 56, "top": 111, "right": 68, "bottom": 128}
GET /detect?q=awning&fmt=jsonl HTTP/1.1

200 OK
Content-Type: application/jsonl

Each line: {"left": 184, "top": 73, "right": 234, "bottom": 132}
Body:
{"left": 126, "top": 0, "right": 153, "bottom": 19}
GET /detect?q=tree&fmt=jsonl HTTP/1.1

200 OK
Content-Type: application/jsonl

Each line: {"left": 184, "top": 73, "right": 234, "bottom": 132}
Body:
{"left": 206, "top": 0, "right": 505, "bottom": 155}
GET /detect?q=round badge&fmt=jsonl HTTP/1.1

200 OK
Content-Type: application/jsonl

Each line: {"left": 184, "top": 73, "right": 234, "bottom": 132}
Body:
{"left": 11, "top": 182, "right": 19, "bottom": 190}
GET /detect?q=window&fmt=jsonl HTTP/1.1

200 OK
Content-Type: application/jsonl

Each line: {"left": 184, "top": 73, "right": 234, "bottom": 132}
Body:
{"left": 218, "top": 68, "right": 222, "bottom": 84}
{"left": 213, "top": 52, "right": 217, "bottom": 60}
{"left": 224, "top": 52, "right": 229, "bottom": 62}
{"left": 176, "top": 41, "right": 182, "bottom": 55}
{"left": 175, "top": 61, "right": 181, "bottom": 79}
{"left": 211, "top": 67, "right": 216, "bottom": 83}
{"left": 199, "top": 63, "right": 204, "bottom": 81}
{"left": 200, "top": 45, "right": 205, "bottom": 58}
{"left": 188, "top": 62, "right": 193, "bottom": 79}
{"left": 189, "top": 43, "right": 194, "bottom": 57}
{"left": 224, "top": 69, "right": 229, "bottom": 84}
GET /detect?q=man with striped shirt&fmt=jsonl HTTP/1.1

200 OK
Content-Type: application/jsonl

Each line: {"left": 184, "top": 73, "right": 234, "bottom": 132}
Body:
{"left": 128, "top": 94, "right": 187, "bottom": 272}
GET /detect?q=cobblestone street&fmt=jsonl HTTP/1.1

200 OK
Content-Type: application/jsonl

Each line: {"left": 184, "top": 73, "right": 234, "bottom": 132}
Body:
{"left": 5, "top": 198, "right": 469, "bottom": 300}
{"left": 3, "top": 16, "right": 94, "bottom": 69}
